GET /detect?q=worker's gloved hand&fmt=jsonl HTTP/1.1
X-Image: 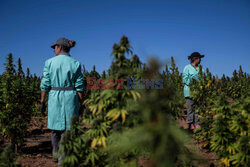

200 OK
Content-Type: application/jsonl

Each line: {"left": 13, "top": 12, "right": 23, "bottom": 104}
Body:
{"left": 79, "top": 103, "right": 84, "bottom": 116}
{"left": 40, "top": 101, "right": 46, "bottom": 117}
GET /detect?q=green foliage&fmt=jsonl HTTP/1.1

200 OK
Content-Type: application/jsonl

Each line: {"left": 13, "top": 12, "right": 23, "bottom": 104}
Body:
{"left": 58, "top": 116, "right": 88, "bottom": 167}
{"left": 104, "top": 58, "right": 195, "bottom": 167}
{"left": 221, "top": 66, "right": 249, "bottom": 99}
{"left": 0, "top": 144, "right": 20, "bottom": 167}
{"left": 162, "top": 57, "right": 183, "bottom": 98}
{"left": 190, "top": 65, "right": 250, "bottom": 166}
{"left": 0, "top": 54, "right": 40, "bottom": 151}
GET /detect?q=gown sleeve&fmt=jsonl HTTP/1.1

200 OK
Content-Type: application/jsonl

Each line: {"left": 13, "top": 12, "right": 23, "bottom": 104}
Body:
{"left": 74, "top": 63, "right": 84, "bottom": 92}
{"left": 40, "top": 60, "right": 51, "bottom": 92}
{"left": 182, "top": 66, "right": 191, "bottom": 86}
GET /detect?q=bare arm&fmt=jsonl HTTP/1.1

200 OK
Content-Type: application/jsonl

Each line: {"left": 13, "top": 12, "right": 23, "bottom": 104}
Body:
{"left": 77, "top": 91, "right": 83, "bottom": 103}
{"left": 41, "top": 91, "right": 46, "bottom": 103}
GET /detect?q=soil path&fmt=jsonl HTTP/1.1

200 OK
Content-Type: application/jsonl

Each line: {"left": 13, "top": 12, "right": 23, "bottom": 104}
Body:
{"left": 16, "top": 117, "right": 57, "bottom": 167}
{"left": 16, "top": 116, "right": 218, "bottom": 167}
{"left": 178, "top": 115, "right": 219, "bottom": 167}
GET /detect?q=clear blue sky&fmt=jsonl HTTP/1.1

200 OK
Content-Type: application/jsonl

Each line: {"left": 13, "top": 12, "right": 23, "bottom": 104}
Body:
{"left": 0, "top": 0, "right": 249, "bottom": 77}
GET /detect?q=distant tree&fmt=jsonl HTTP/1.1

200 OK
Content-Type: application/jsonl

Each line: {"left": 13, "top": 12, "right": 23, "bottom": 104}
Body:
{"left": 89, "top": 65, "right": 100, "bottom": 79}
{"left": 101, "top": 70, "right": 106, "bottom": 79}
{"left": 26, "top": 68, "right": 30, "bottom": 78}
{"left": 17, "top": 58, "right": 25, "bottom": 78}
{"left": 3, "top": 53, "right": 16, "bottom": 76}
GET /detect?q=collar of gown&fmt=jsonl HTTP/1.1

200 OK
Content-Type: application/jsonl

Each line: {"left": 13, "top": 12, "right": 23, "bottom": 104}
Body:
{"left": 190, "top": 64, "right": 198, "bottom": 71}
{"left": 58, "top": 52, "right": 70, "bottom": 56}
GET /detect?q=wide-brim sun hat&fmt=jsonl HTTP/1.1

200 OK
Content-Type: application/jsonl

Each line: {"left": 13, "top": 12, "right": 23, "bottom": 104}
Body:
{"left": 188, "top": 52, "right": 205, "bottom": 60}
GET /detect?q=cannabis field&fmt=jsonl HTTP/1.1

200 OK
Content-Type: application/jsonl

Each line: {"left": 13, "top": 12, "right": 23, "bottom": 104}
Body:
{"left": 0, "top": 36, "right": 249, "bottom": 167}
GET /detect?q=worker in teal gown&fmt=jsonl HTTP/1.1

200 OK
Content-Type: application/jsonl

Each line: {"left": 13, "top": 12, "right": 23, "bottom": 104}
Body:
{"left": 182, "top": 52, "right": 205, "bottom": 130}
{"left": 40, "top": 37, "right": 84, "bottom": 165}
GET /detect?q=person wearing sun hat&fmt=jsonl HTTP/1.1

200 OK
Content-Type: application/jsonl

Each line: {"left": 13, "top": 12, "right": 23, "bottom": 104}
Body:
{"left": 183, "top": 52, "right": 205, "bottom": 131}
{"left": 40, "top": 37, "right": 84, "bottom": 165}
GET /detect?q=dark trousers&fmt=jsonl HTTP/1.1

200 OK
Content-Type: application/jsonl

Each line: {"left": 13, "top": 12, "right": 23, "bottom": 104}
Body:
{"left": 185, "top": 97, "right": 199, "bottom": 124}
{"left": 51, "top": 130, "right": 65, "bottom": 166}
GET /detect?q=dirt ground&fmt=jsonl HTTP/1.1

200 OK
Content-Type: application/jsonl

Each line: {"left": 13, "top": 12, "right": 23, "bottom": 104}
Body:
{"left": 16, "top": 116, "right": 218, "bottom": 167}
{"left": 178, "top": 117, "right": 218, "bottom": 167}
{"left": 16, "top": 117, "right": 57, "bottom": 167}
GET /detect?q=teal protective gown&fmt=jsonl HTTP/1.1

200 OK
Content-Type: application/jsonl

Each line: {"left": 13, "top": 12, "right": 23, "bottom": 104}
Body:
{"left": 40, "top": 53, "right": 84, "bottom": 130}
{"left": 182, "top": 64, "right": 204, "bottom": 98}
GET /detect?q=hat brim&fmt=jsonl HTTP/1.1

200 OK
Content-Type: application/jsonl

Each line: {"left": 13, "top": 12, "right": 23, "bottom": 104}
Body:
{"left": 51, "top": 44, "right": 57, "bottom": 49}
{"left": 188, "top": 55, "right": 205, "bottom": 59}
